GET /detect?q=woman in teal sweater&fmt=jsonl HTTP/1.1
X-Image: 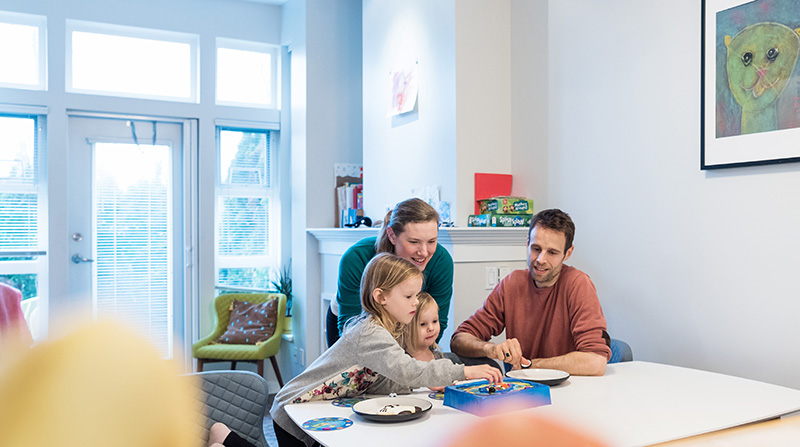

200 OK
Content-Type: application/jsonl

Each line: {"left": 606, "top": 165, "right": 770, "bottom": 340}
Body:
{"left": 326, "top": 198, "right": 454, "bottom": 347}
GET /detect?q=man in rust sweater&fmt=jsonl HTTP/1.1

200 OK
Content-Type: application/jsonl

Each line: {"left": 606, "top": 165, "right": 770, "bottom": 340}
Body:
{"left": 451, "top": 209, "right": 611, "bottom": 376}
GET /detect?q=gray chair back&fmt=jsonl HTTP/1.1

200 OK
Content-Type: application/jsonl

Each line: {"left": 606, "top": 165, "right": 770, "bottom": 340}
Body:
{"left": 188, "top": 370, "right": 270, "bottom": 447}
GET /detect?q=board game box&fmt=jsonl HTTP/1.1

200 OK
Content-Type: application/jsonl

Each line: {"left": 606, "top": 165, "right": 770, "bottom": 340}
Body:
{"left": 443, "top": 379, "right": 551, "bottom": 416}
{"left": 478, "top": 197, "right": 533, "bottom": 215}
{"left": 467, "top": 214, "right": 491, "bottom": 227}
{"left": 492, "top": 214, "right": 532, "bottom": 227}
{"left": 468, "top": 214, "right": 532, "bottom": 227}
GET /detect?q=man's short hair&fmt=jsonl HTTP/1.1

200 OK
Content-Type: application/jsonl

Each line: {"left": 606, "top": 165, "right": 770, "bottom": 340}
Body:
{"left": 529, "top": 209, "right": 575, "bottom": 251}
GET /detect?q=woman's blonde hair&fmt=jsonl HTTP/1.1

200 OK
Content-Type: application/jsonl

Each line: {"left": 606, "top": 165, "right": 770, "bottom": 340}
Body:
{"left": 376, "top": 198, "right": 440, "bottom": 253}
{"left": 358, "top": 253, "right": 424, "bottom": 341}
{"left": 404, "top": 292, "right": 439, "bottom": 352}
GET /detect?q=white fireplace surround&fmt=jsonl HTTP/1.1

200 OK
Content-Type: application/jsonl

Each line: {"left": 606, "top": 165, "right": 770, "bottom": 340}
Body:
{"left": 308, "top": 227, "right": 529, "bottom": 353}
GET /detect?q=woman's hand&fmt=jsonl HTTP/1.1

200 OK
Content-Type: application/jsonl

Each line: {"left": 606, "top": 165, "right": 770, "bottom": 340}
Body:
{"left": 464, "top": 364, "right": 504, "bottom": 384}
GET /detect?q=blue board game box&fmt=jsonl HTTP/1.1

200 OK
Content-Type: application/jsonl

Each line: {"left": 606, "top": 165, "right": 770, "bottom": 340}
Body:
{"left": 443, "top": 379, "right": 551, "bottom": 416}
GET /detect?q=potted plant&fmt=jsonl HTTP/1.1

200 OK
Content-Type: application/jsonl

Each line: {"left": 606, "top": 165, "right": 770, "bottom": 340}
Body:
{"left": 269, "top": 262, "right": 292, "bottom": 332}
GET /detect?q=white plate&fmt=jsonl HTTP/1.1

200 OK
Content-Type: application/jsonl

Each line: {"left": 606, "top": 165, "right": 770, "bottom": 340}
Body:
{"left": 352, "top": 397, "right": 433, "bottom": 422}
{"left": 506, "top": 368, "right": 570, "bottom": 386}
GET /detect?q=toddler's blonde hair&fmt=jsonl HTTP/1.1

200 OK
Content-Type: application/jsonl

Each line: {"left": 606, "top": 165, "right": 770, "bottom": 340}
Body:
{"left": 404, "top": 292, "right": 440, "bottom": 353}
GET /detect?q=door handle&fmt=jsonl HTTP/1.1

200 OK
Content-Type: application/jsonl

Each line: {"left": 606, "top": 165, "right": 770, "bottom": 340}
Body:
{"left": 71, "top": 254, "right": 95, "bottom": 264}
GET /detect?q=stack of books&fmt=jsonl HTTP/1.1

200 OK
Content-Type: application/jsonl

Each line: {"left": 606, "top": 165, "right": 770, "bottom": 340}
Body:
{"left": 337, "top": 182, "right": 363, "bottom": 227}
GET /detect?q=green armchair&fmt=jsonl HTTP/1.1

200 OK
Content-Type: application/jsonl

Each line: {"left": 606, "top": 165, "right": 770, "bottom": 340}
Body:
{"left": 192, "top": 293, "right": 286, "bottom": 387}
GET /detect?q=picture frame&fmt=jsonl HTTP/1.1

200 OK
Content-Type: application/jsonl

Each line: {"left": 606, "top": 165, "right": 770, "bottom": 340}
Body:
{"left": 701, "top": 0, "right": 800, "bottom": 170}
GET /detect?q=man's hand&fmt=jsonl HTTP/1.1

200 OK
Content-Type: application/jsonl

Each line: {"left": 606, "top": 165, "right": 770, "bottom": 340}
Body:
{"left": 451, "top": 333, "right": 531, "bottom": 370}
{"left": 486, "top": 338, "right": 531, "bottom": 370}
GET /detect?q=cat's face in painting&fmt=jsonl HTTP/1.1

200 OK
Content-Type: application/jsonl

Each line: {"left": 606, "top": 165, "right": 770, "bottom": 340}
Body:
{"left": 725, "top": 22, "right": 800, "bottom": 112}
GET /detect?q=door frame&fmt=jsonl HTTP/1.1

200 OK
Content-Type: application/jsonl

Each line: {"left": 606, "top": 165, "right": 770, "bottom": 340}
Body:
{"left": 66, "top": 111, "right": 199, "bottom": 369}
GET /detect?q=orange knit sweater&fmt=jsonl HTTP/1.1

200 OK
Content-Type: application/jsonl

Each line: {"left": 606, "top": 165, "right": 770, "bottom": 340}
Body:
{"left": 454, "top": 265, "right": 611, "bottom": 360}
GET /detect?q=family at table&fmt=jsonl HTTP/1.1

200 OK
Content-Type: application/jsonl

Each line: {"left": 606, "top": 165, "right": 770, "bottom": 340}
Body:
{"left": 270, "top": 198, "right": 619, "bottom": 447}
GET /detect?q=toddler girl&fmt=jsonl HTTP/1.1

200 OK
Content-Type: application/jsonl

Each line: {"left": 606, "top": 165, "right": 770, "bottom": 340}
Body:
{"left": 269, "top": 253, "right": 502, "bottom": 447}
{"left": 404, "top": 292, "right": 442, "bottom": 362}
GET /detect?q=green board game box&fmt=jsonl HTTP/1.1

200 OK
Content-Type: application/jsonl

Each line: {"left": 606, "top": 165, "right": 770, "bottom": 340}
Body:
{"left": 477, "top": 196, "right": 533, "bottom": 215}
{"left": 492, "top": 214, "right": 532, "bottom": 227}
{"left": 468, "top": 214, "right": 491, "bottom": 227}
{"left": 468, "top": 214, "right": 532, "bottom": 227}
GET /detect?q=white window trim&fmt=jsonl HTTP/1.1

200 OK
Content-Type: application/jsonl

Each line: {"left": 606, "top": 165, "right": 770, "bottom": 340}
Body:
{"left": 214, "top": 125, "right": 279, "bottom": 287}
{"left": 215, "top": 37, "right": 280, "bottom": 109}
{"left": 0, "top": 11, "right": 47, "bottom": 91}
{"left": 65, "top": 19, "right": 200, "bottom": 103}
{"left": 0, "top": 110, "right": 49, "bottom": 340}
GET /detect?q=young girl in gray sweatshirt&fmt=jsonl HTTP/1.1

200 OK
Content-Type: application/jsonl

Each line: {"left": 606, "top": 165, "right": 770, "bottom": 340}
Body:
{"left": 269, "top": 253, "right": 502, "bottom": 446}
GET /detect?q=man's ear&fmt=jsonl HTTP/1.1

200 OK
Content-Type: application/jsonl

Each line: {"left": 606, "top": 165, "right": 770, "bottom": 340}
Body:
{"left": 563, "top": 245, "right": 574, "bottom": 262}
{"left": 372, "top": 288, "right": 384, "bottom": 305}
{"left": 387, "top": 227, "right": 397, "bottom": 245}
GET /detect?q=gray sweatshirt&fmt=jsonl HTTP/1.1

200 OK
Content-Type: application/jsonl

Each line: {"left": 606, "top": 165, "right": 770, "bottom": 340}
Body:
{"left": 270, "top": 316, "right": 466, "bottom": 446}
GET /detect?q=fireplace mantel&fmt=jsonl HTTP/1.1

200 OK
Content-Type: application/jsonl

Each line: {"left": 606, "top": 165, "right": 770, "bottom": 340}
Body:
{"left": 307, "top": 227, "right": 529, "bottom": 352}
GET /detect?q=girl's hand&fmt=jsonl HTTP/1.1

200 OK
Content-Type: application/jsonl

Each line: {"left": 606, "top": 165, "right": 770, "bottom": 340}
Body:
{"left": 464, "top": 364, "right": 503, "bottom": 384}
{"left": 428, "top": 386, "right": 445, "bottom": 392}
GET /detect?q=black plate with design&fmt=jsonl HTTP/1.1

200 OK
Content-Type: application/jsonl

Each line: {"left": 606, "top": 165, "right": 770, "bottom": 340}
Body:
{"left": 352, "top": 397, "right": 432, "bottom": 422}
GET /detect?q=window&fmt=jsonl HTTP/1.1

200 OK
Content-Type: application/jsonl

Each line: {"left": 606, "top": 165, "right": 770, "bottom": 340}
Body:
{"left": 215, "top": 126, "right": 277, "bottom": 291}
{"left": 216, "top": 38, "right": 279, "bottom": 108}
{"left": 66, "top": 20, "right": 199, "bottom": 102}
{"left": 0, "top": 112, "right": 47, "bottom": 341}
{"left": 0, "top": 11, "right": 46, "bottom": 90}
{"left": 93, "top": 141, "right": 174, "bottom": 356}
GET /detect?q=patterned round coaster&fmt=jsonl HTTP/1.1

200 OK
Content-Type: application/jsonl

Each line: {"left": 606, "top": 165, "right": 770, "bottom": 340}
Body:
{"left": 302, "top": 417, "right": 353, "bottom": 431}
{"left": 332, "top": 396, "right": 366, "bottom": 407}
{"left": 428, "top": 391, "right": 445, "bottom": 400}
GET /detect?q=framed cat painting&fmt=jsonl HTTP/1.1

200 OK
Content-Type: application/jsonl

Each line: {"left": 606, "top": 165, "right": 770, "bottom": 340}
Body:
{"left": 702, "top": 0, "right": 800, "bottom": 169}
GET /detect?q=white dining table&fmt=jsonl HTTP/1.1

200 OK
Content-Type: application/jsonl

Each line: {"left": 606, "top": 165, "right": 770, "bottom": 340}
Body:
{"left": 284, "top": 361, "right": 800, "bottom": 447}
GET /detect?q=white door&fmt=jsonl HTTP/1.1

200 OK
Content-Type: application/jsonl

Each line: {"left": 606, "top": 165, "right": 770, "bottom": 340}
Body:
{"left": 67, "top": 114, "right": 194, "bottom": 359}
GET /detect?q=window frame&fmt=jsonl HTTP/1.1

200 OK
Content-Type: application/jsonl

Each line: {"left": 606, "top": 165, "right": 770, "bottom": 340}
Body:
{"left": 0, "top": 11, "right": 47, "bottom": 91}
{"left": 215, "top": 37, "right": 280, "bottom": 109}
{"left": 65, "top": 19, "right": 200, "bottom": 103}
{"left": 0, "top": 108, "right": 49, "bottom": 340}
{"left": 214, "top": 122, "right": 280, "bottom": 291}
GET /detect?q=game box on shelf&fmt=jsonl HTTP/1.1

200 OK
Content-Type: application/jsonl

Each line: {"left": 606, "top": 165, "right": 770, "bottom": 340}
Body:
{"left": 468, "top": 214, "right": 532, "bottom": 227}
{"left": 477, "top": 197, "right": 533, "bottom": 215}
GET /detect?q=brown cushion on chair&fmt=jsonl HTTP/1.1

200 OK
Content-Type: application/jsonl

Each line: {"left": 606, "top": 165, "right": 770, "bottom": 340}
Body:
{"left": 216, "top": 299, "right": 278, "bottom": 344}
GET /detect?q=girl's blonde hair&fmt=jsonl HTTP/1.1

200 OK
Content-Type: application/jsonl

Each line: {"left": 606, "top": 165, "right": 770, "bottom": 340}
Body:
{"left": 358, "top": 253, "right": 424, "bottom": 341}
{"left": 375, "top": 198, "right": 440, "bottom": 253}
{"left": 404, "top": 292, "right": 440, "bottom": 352}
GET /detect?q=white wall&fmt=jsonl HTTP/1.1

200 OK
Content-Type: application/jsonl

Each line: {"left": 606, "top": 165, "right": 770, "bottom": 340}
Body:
{"left": 539, "top": 0, "right": 800, "bottom": 389}
{"left": 362, "top": 0, "right": 529, "bottom": 226}
{"left": 454, "top": 0, "right": 513, "bottom": 224}
{"left": 284, "top": 0, "right": 362, "bottom": 373}
{"left": 509, "top": 0, "right": 548, "bottom": 204}
{"left": 362, "top": 0, "right": 458, "bottom": 220}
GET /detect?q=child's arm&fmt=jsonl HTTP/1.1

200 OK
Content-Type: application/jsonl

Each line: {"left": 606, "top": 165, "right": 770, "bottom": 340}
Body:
{"left": 367, "top": 375, "right": 413, "bottom": 395}
{"left": 359, "top": 323, "right": 465, "bottom": 388}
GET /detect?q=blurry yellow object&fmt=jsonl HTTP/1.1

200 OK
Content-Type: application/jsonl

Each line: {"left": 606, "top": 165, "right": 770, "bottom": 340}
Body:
{"left": 0, "top": 320, "right": 199, "bottom": 447}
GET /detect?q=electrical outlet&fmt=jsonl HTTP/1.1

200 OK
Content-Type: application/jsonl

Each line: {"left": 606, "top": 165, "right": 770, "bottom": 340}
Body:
{"left": 292, "top": 346, "right": 306, "bottom": 367}
{"left": 485, "top": 266, "right": 499, "bottom": 289}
